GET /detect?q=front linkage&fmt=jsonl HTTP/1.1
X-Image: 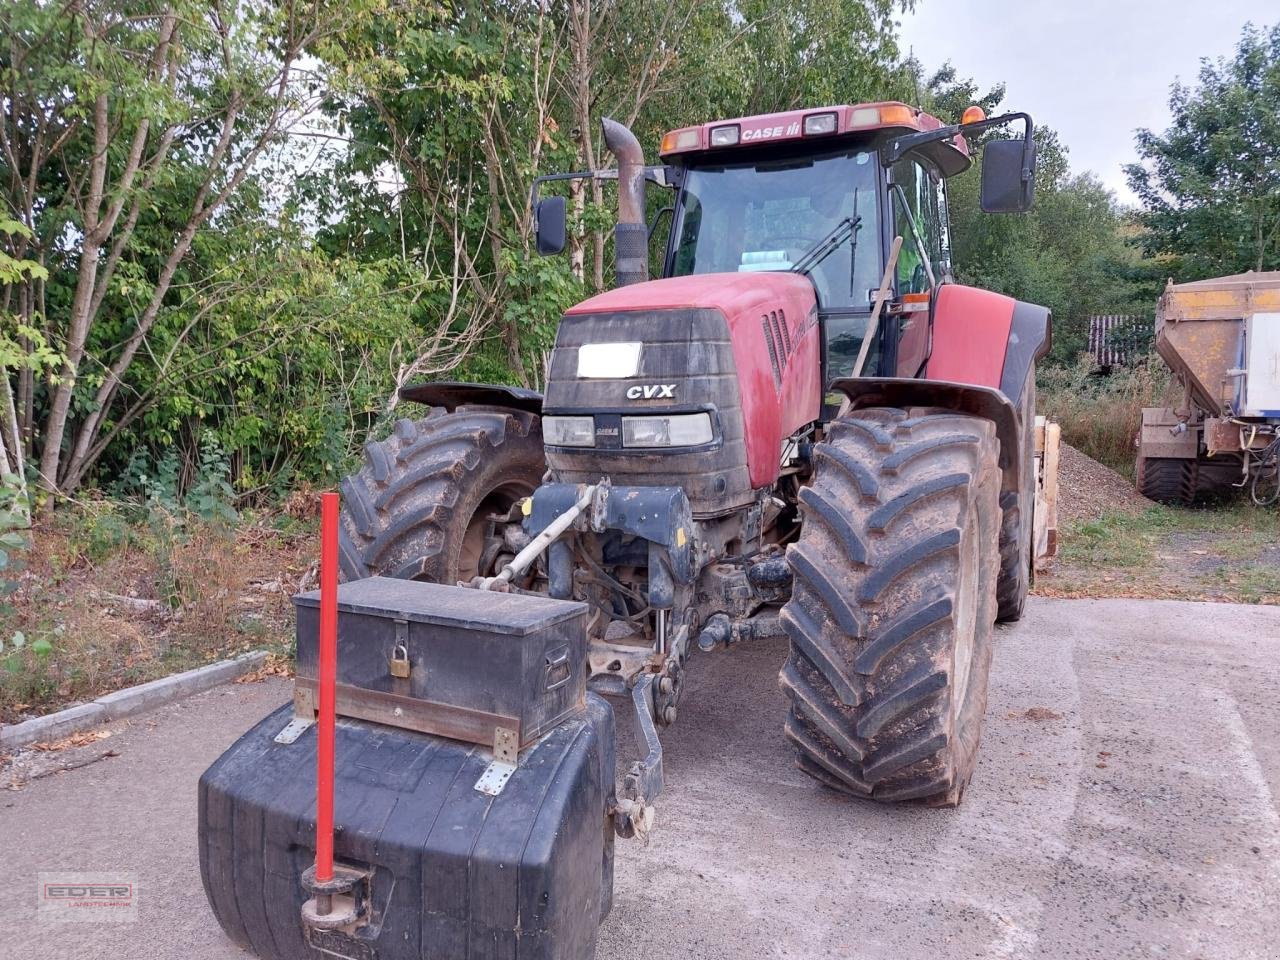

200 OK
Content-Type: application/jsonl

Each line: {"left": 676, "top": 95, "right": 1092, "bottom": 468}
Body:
{"left": 485, "top": 478, "right": 789, "bottom": 840}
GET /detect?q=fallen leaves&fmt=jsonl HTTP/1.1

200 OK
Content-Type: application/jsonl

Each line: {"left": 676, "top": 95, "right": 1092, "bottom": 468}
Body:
{"left": 32, "top": 728, "right": 113, "bottom": 752}
{"left": 234, "top": 653, "right": 293, "bottom": 684}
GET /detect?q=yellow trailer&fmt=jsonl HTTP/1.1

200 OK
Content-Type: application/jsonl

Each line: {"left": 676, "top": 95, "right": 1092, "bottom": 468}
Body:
{"left": 1138, "top": 271, "right": 1280, "bottom": 504}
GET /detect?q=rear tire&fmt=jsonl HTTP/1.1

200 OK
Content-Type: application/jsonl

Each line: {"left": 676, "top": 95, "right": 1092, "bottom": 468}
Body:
{"left": 1136, "top": 455, "right": 1194, "bottom": 505}
{"left": 995, "top": 376, "right": 1035, "bottom": 623}
{"left": 339, "top": 408, "right": 545, "bottom": 583}
{"left": 780, "top": 407, "right": 1001, "bottom": 806}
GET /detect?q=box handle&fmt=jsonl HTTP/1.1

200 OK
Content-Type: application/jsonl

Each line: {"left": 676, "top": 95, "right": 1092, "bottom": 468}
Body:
{"left": 544, "top": 648, "right": 572, "bottom": 691}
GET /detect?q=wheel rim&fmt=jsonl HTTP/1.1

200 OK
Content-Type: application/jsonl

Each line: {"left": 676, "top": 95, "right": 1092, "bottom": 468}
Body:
{"left": 456, "top": 481, "right": 535, "bottom": 583}
{"left": 951, "top": 500, "right": 980, "bottom": 727}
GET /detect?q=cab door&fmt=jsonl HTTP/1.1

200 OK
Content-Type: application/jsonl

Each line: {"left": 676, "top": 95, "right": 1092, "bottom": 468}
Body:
{"left": 888, "top": 155, "right": 950, "bottom": 379}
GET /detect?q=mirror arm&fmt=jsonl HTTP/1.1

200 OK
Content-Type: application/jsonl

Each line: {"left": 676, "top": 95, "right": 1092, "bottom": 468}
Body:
{"left": 882, "top": 111, "right": 1034, "bottom": 176}
{"left": 529, "top": 165, "right": 674, "bottom": 212}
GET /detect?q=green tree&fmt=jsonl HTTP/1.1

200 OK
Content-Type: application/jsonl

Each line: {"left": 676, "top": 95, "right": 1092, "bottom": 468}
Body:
{"left": 1, "top": 0, "right": 351, "bottom": 497}
{"left": 922, "top": 64, "right": 1148, "bottom": 362}
{"left": 1126, "top": 22, "right": 1280, "bottom": 278}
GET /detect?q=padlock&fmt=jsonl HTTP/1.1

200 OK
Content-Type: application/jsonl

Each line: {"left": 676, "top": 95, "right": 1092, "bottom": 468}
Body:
{"left": 389, "top": 642, "right": 411, "bottom": 679}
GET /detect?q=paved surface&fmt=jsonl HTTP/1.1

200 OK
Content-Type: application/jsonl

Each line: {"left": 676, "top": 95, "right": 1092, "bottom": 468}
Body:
{"left": 1, "top": 597, "right": 1278, "bottom": 959}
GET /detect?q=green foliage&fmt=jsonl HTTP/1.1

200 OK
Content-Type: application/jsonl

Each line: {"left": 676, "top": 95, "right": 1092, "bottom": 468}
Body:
{"left": 70, "top": 502, "right": 137, "bottom": 563}
{"left": 1127, "top": 22, "right": 1280, "bottom": 278}
{"left": 186, "top": 434, "right": 238, "bottom": 526}
{"left": 1038, "top": 357, "right": 1172, "bottom": 475}
{"left": 921, "top": 67, "right": 1150, "bottom": 364}
{"left": 0, "top": 472, "right": 28, "bottom": 590}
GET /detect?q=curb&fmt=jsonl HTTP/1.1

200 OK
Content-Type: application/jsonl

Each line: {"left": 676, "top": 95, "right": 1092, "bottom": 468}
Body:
{"left": 0, "top": 651, "right": 267, "bottom": 752}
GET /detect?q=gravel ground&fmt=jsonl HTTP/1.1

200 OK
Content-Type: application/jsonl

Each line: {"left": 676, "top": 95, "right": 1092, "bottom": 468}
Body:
{"left": 1057, "top": 442, "right": 1150, "bottom": 523}
{"left": 2, "top": 596, "right": 1278, "bottom": 960}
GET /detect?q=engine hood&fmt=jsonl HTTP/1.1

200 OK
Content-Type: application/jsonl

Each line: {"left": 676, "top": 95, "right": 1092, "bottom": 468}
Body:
{"left": 566, "top": 271, "right": 818, "bottom": 319}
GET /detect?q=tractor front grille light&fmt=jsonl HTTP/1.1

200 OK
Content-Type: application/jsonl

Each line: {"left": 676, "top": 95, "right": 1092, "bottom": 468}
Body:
{"left": 543, "top": 416, "right": 595, "bottom": 447}
{"left": 621, "top": 413, "right": 713, "bottom": 448}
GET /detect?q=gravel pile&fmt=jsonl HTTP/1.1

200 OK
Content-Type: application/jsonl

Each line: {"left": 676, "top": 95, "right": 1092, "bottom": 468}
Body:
{"left": 1056, "top": 442, "right": 1151, "bottom": 523}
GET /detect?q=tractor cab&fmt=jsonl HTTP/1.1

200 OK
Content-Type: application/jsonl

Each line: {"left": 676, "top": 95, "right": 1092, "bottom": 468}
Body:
{"left": 535, "top": 100, "right": 1036, "bottom": 391}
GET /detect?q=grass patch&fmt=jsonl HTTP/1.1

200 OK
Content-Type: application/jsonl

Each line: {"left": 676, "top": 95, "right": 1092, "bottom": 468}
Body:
{"left": 0, "top": 500, "right": 313, "bottom": 724}
{"left": 1040, "top": 501, "right": 1280, "bottom": 604}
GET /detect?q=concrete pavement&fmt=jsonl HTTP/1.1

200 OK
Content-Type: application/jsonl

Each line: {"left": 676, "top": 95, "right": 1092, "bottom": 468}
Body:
{"left": 1, "top": 597, "right": 1278, "bottom": 959}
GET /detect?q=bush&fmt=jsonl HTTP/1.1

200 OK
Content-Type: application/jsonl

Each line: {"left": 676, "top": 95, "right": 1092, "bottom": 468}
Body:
{"left": 1038, "top": 357, "right": 1175, "bottom": 476}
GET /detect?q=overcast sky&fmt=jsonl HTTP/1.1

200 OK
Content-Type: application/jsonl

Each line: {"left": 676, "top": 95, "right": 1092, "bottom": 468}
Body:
{"left": 898, "top": 0, "right": 1275, "bottom": 205}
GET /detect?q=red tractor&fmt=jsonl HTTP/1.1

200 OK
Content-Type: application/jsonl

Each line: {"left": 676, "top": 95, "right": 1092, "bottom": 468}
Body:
{"left": 337, "top": 101, "right": 1047, "bottom": 805}
{"left": 199, "top": 101, "right": 1050, "bottom": 960}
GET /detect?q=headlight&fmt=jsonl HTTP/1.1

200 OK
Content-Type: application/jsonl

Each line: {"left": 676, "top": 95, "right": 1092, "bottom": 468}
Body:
{"left": 543, "top": 416, "right": 595, "bottom": 447}
{"left": 577, "top": 341, "right": 641, "bottom": 378}
{"left": 621, "top": 413, "right": 714, "bottom": 448}
{"left": 709, "top": 124, "right": 740, "bottom": 147}
{"left": 803, "top": 111, "right": 838, "bottom": 135}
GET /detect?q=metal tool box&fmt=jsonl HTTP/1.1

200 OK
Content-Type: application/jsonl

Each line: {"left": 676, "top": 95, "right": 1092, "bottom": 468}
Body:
{"left": 293, "top": 577, "right": 588, "bottom": 753}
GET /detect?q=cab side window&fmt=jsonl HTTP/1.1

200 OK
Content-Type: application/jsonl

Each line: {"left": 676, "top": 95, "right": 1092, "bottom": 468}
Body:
{"left": 935, "top": 178, "right": 953, "bottom": 281}
{"left": 890, "top": 158, "right": 945, "bottom": 293}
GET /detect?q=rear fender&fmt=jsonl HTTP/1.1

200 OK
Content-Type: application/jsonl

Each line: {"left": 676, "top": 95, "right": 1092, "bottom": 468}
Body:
{"left": 398, "top": 380, "right": 543, "bottom": 415}
{"left": 828, "top": 377, "right": 1020, "bottom": 491}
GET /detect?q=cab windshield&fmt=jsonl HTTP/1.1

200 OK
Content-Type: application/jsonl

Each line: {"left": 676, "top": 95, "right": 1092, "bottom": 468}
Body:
{"left": 667, "top": 147, "right": 882, "bottom": 313}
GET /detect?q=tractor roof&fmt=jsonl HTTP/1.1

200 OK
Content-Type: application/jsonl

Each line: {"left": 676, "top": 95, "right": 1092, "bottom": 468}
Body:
{"left": 659, "top": 101, "right": 972, "bottom": 177}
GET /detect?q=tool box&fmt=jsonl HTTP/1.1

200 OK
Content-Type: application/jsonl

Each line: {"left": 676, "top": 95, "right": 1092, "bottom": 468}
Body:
{"left": 200, "top": 579, "right": 614, "bottom": 960}
{"left": 293, "top": 576, "right": 589, "bottom": 752}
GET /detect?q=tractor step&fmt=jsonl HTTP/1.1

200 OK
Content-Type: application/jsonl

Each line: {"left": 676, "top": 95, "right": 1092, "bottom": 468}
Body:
{"left": 199, "top": 697, "right": 617, "bottom": 960}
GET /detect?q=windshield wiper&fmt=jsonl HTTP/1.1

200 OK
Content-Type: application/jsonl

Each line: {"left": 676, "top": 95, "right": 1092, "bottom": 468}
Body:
{"left": 790, "top": 214, "right": 861, "bottom": 279}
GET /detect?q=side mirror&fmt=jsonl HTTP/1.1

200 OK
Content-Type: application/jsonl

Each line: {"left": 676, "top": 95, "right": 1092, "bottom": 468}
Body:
{"left": 980, "top": 139, "right": 1036, "bottom": 213}
{"left": 535, "top": 195, "right": 567, "bottom": 256}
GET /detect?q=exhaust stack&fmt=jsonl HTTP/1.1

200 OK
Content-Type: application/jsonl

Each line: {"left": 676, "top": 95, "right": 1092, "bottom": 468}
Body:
{"left": 601, "top": 117, "right": 648, "bottom": 287}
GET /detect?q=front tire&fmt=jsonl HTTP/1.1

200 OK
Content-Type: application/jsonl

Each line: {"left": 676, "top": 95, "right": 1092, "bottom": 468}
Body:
{"left": 780, "top": 408, "right": 1001, "bottom": 806}
{"left": 339, "top": 408, "right": 545, "bottom": 583}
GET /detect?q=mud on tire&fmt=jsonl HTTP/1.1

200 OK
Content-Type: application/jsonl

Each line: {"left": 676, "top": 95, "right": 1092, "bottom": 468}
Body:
{"left": 339, "top": 408, "right": 545, "bottom": 583}
{"left": 779, "top": 407, "right": 1001, "bottom": 806}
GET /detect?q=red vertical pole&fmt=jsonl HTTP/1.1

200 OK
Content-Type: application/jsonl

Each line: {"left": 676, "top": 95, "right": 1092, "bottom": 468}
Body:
{"left": 315, "top": 491, "right": 339, "bottom": 897}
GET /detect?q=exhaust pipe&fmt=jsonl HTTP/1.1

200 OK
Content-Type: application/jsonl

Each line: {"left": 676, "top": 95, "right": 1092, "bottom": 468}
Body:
{"left": 601, "top": 117, "right": 648, "bottom": 287}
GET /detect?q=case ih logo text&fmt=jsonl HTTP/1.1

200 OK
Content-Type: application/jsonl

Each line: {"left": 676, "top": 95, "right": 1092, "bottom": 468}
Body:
{"left": 626, "top": 384, "right": 675, "bottom": 399}
{"left": 742, "top": 122, "right": 801, "bottom": 142}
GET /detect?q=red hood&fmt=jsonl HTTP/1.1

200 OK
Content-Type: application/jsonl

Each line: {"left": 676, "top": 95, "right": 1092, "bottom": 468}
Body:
{"left": 565, "top": 272, "right": 817, "bottom": 317}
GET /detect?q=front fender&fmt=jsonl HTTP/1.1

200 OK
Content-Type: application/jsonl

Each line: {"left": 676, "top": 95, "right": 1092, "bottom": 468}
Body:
{"left": 828, "top": 377, "right": 1020, "bottom": 491}
{"left": 398, "top": 380, "right": 543, "bottom": 415}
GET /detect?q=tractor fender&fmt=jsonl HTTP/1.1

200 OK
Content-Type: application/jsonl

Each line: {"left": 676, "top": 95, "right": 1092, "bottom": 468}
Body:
{"left": 398, "top": 380, "right": 543, "bottom": 415}
{"left": 923, "top": 285, "right": 1051, "bottom": 408}
{"left": 827, "top": 377, "right": 1021, "bottom": 492}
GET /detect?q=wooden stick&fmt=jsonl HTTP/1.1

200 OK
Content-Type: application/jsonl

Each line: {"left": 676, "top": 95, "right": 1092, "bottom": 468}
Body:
{"left": 851, "top": 235, "right": 903, "bottom": 379}
{"left": 836, "top": 236, "right": 903, "bottom": 420}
